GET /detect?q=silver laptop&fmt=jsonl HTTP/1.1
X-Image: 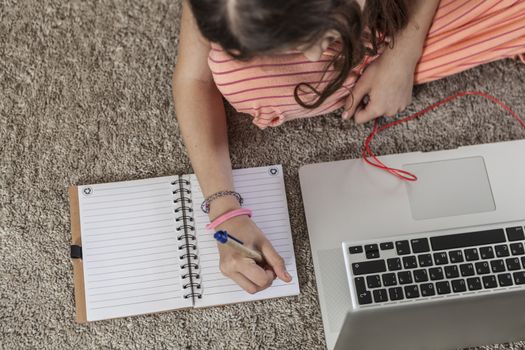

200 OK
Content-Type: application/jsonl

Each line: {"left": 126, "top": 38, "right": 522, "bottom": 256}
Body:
{"left": 299, "top": 139, "right": 525, "bottom": 350}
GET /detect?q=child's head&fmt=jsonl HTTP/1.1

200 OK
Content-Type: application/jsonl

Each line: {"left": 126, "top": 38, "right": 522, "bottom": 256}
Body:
{"left": 189, "top": 0, "right": 408, "bottom": 108}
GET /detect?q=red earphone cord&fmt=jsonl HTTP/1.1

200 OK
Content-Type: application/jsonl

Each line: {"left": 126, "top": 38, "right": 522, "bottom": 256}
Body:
{"left": 362, "top": 91, "right": 525, "bottom": 182}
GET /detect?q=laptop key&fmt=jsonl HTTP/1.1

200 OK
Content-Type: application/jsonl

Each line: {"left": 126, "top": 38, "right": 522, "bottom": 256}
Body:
{"left": 451, "top": 279, "right": 467, "bottom": 293}
{"left": 366, "top": 275, "right": 381, "bottom": 289}
{"left": 355, "top": 277, "right": 367, "bottom": 293}
{"left": 464, "top": 248, "right": 479, "bottom": 261}
{"left": 418, "top": 254, "right": 433, "bottom": 267}
{"left": 388, "top": 287, "right": 404, "bottom": 301}
{"left": 433, "top": 252, "right": 448, "bottom": 265}
{"left": 404, "top": 285, "right": 420, "bottom": 299}
{"left": 365, "top": 244, "right": 380, "bottom": 259}
{"left": 373, "top": 289, "right": 388, "bottom": 303}
{"left": 497, "top": 273, "right": 513, "bottom": 287}
{"left": 429, "top": 267, "right": 444, "bottom": 281}
{"left": 398, "top": 271, "right": 413, "bottom": 285}
{"left": 387, "top": 258, "right": 402, "bottom": 271}
{"left": 380, "top": 242, "right": 394, "bottom": 250}
{"left": 444, "top": 265, "right": 459, "bottom": 279}
{"left": 467, "top": 277, "right": 482, "bottom": 291}
{"left": 479, "top": 246, "right": 495, "bottom": 259}
{"left": 411, "top": 238, "right": 430, "bottom": 253}
{"left": 420, "top": 283, "right": 436, "bottom": 296}
{"left": 436, "top": 281, "right": 451, "bottom": 295}
{"left": 403, "top": 256, "right": 418, "bottom": 269}
{"left": 355, "top": 278, "right": 372, "bottom": 305}
{"left": 460, "top": 263, "right": 475, "bottom": 277}
{"left": 495, "top": 244, "right": 510, "bottom": 257}
{"left": 382, "top": 273, "right": 397, "bottom": 287}
{"left": 522, "top": 256, "right": 525, "bottom": 269}
{"left": 510, "top": 243, "right": 525, "bottom": 256}
{"left": 365, "top": 246, "right": 380, "bottom": 259}
{"left": 365, "top": 244, "right": 379, "bottom": 252}
{"left": 513, "top": 272, "right": 525, "bottom": 285}
{"left": 366, "top": 250, "right": 380, "bottom": 259}
{"left": 358, "top": 291, "right": 373, "bottom": 305}
{"left": 352, "top": 260, "right": 387, "bottom": 276}
{"left": 413, "top": 269, "right": 429, "bottom": 283}
{"left": 396, "top": 240, "right": 411, "bottom": 255}
{"left": 354, "top": 277, "right": 372, "bottom": 305}
{"left": 506, "top": 258, "right": 521, "bottom": 271}
{"left": 430, "top": 229, "right": 505, "bottom": 250}
{"left": 491, "top": 259, "right": 506, "bottom": 273}
{"left": 349, "top": 246, "right": 363, "bottom": 254}
{"left": 449, "top": 250, "right": 464, "bottom": 263}
{"left": 506, "top": 226, "right": 525, "bottom": 241}
{"left": 482, "top": 275, "right": 498, "bottom": 289}
{"left": 475, "top": 261, "right": 490, "bottom": 275}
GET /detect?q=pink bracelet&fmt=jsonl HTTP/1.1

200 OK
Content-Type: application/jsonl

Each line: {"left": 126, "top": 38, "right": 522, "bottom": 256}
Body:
{"left": 206, "top": 208, "right": 252, "bottom": 230}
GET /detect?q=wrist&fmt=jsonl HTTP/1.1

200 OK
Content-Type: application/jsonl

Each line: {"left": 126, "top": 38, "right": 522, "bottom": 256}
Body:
{"left": 208, "top": 196, "right": 241, "bottom": 220}
{"left": 216, "top": 214, "right": 251, "bottom": 232}
{"left": 383, "top": 41, "right": 422, "bottom": 69}
{"left": 207, "top": 208, "right": 252, "bottom": 230}
{"left": 387, "top": 23, "right": 427, "bottom": 66}
{"left": 215, "top": 215, "right": 260, "bottom": 247}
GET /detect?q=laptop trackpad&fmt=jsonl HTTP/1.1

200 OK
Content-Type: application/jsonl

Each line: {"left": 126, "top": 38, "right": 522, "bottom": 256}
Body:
{"left": 403, "top": 156, "right": 496, "bottom": 220}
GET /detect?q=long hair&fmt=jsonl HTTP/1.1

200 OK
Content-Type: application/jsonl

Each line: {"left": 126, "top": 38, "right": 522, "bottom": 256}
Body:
{"left": 188, "top": 0, "right": 409, "bottom": 109}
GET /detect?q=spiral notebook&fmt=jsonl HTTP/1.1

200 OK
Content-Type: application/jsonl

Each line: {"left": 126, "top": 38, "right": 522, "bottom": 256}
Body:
{"left": 69, "top": 165, "right": 299, "bottom": 322}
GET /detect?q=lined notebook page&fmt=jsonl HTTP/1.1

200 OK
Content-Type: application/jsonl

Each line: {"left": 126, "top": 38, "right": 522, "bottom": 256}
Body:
{"left": 190, "top": 165, "right": 300, "bottom": 308}
{"left": 77, "top": 176, "right": 192, "bottom": 321}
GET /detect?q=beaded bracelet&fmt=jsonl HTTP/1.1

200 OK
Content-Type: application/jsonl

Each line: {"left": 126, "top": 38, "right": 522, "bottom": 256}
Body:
{"left": 200, "top": 190, "right": 243, "bottom": 214}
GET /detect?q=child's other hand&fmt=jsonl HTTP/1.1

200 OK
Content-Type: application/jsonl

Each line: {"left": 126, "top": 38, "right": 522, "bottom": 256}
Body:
{"left": 342, "top": 49, "right": 418, "bottom": 124}
{"left": 216, "top": 215, "right": 292, "bottom": 294}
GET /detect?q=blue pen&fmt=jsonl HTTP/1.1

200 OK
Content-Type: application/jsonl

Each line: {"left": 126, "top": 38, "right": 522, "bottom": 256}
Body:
{"left": 214, "top": 230, "right": 264, "bottom": 263}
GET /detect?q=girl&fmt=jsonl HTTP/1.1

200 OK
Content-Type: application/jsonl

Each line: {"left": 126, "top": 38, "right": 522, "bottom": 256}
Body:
{"left": 172, "top": 0, "right": 525, "bottom": 294}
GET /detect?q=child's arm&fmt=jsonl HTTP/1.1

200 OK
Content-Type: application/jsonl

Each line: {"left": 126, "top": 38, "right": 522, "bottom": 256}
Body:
{"left": 387, "top": 0, "right": 441, "bottom": 64}
{"left": 343, "top": 0, "right": 440, "bottom": 123}
{"left": 173, "top": 1, "right": 291, "bottom": 294}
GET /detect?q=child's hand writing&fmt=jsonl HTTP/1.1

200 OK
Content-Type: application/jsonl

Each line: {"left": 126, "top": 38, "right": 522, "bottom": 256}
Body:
{"left": 216, "top": 215, "right": 292, "bottom": 294}
{"left": 342, "top": 47, "right": 418, "bottom": 124}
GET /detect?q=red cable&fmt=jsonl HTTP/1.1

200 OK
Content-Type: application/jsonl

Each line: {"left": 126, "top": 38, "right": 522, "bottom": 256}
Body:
{"left": 361, "top": 91, "right": 525, "bottom": 181}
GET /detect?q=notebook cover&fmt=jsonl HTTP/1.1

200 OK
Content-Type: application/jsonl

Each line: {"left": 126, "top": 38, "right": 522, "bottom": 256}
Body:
{"left": 68, "top": 186, "right": 87, "bottom": 323}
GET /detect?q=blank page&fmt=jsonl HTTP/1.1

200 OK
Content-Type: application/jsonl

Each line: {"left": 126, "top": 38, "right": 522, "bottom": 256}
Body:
{"left": 77, "top": 176, "right": 192, "bottom": 321}
{"left": 190, "top": 165, "right": 300, "bottom": 308}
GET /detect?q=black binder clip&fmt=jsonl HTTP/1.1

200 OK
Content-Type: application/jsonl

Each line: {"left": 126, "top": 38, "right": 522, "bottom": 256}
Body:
{"left": 70, "top": 245, "right": 83, "bottom": 259}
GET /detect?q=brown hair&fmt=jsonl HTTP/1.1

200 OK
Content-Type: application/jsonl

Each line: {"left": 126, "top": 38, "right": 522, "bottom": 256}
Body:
{"left": 188, "top": 0, "right": 409, "bottom": 109}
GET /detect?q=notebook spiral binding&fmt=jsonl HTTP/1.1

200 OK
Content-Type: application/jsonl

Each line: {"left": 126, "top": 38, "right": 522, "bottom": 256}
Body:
{"left": 172, "top": 177, "right": 202, "bottom": 301}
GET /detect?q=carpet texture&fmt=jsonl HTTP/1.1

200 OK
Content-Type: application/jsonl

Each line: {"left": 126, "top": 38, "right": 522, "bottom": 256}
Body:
{"left": 1, "top": 0, "right": 525, "bottom": 349}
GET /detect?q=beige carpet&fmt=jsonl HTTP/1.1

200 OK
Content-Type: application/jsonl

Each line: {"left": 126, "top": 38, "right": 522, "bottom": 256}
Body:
{"left": 1, "top": 0, "right": 525, "bottom": 349}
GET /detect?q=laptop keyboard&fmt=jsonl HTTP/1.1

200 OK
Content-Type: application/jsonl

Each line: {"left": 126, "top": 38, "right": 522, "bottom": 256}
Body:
{"left": 343, "top": 225, "right": 525, "bottom": 307}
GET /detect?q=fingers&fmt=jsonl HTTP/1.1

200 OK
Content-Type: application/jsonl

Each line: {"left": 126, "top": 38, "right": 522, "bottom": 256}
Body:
{"left": 220, "top": 256, "right": 275, "bottom": 294}
{"left": 229, "top": 272, "right": 262, "bottom": 295}
{"left": 236, "top": 258, "right": 275, "bottom": 287}
{"left": 260, "top": 241, "right": 292, "bottom": 282}
{"left": 354, "top": 100, "right": 411, "bottom": 124}
{"left": 342, "top": 80, "right": 370, "bottom": 120}
{"left": 216, "top": 219, "right": 292, "bottom": 295}
{"left": 353, "top": 96, "right": 397, "bottom": 124}
{"left": 354, "top": 103, "right": 383, "bottom": 124}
